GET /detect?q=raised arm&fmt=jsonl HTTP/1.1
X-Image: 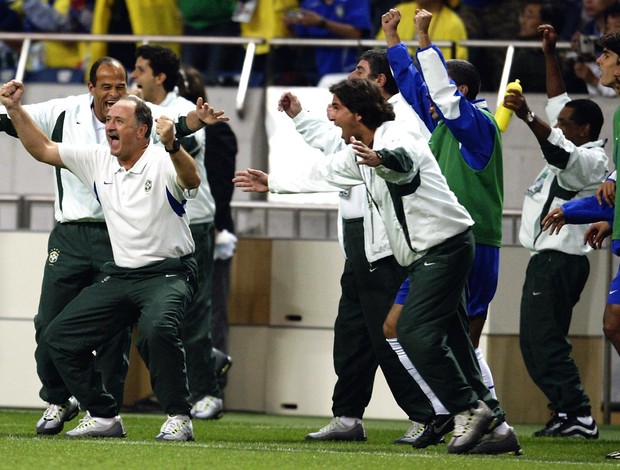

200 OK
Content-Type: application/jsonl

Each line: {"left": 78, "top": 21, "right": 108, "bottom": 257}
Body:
{"left": 382, "top": 8, "right": 435, "bottom": 131}
{"left": 415, "top": 10, "right": 495, "bottom": 164}
{"left": 414, "top": 8, "right": 432, "bottom": 50}
{"left": 178, "top": 98, "right": 229, "bottom": 135}
{"left": 381, "top": 8, "right": 402, "bottom": 48}
{"left": 279, "top": 91, "right": 345, "bottom": 155}
{"left": 503, "top": 88, "right": 552, "bottom": 142}
{"left": 156, "top": 115, "right": 200, "bottom": 190}
{"left": 0, "top": 80, "right": 64, "bottom": 167}
{"left": 539, "top": 24, "right": 565, "bottom": 99}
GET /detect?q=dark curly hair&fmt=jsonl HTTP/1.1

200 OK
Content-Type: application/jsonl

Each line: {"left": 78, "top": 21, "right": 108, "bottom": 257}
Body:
{"left": 135, "top": 44, "right": 180, "bottom": 93}
{"left": 599, "top": 31, "right": 620, "bottom": 58}
{"left": 328, "top": 79, "right": 395, "bottom": 130}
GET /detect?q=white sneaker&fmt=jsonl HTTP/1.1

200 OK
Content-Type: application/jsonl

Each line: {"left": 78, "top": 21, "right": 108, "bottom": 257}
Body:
{"left": 156, "top": 414, "right": 194, "bottom": 441}
{"left": 66, "top": 413, "right": 126, "bottom": 438}
{"left": 447, "top": 400, "right": 494, "bottom": 454}
{"left": 305, "top": 417, "right": 367, "bottom": 441}
{"left": 394, "top": 420, "right": 425, "bottom": 444}
{"left": 36, "top": 397, "right": 80, "bottom": 435}
{"left": 190, "top": 395, "right": 223, "bottom": 420}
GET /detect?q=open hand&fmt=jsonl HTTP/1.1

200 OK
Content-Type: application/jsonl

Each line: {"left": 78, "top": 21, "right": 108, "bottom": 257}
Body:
{"left": 350, "top": 137, "right": 383, "bottom": 167}
{"left": 541, "top": 207, "right": 566, "bottom": 235}
{"left": 233, "top": 169, "right": 269, "bottom": 192}
{"left": 196, "top": 97, "right": 229, "bottom": 125}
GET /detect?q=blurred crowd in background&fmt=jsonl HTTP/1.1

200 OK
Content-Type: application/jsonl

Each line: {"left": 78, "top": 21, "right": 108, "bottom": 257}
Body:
{"left": 0, "top": 1, "right": 618, "bottom": 93}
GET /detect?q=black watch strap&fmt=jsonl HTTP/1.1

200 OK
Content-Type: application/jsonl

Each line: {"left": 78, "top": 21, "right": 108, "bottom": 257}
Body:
{"left": 165, "top": 139, "right": 181, "bottom": 153}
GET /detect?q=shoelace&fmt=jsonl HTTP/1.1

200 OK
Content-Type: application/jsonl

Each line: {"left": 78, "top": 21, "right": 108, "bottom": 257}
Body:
{"left": 74, "top": 416, "right": 97, "bottom": 429}
{"left": 404, "top": 422, "right": 424, "bottom": 438}
{"left": 320, "top": 418, "right": 343, "bottom": 432}
{"left": 452, "top": 411, "right": 473, "bottom": 437}
{"left": 161, "top": 416, "right": 187, "bottom": 434}
{"left": 42, "top": 404, "right": 64, "bottom": 420}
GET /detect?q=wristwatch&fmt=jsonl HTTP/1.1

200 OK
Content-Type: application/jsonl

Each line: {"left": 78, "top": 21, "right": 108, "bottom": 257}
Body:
{"left": 165, "top": 138, "right": 181, "bottom": 153}
{"left": 525, "top": 109, "right": 535, "bottom": 123}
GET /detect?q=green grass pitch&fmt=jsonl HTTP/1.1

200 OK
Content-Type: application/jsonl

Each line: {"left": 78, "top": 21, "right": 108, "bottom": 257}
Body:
{"left": 1, "top": 409, "right": 620, "bottom": 469}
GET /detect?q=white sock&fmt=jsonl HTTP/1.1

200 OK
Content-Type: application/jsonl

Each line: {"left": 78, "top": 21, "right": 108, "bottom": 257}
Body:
{"left": 475, "top": 347, "right": 497, "bottom": 399}
{"left": 386, "top": 338, "right": 450, "bottom": 415}
{"left": 494, "top": 421, "right": 511, "bottom": 435}
{"left": 91, "top": 416, "right": 117, "bottom": 425}
{"left": 576, "top": 416, "right": 593, "bottom": 425}
{"left": 338, "top": 416, "right": 361, "bottom": 426}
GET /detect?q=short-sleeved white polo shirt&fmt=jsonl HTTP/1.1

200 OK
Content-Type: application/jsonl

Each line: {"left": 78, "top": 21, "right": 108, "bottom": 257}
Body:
{"left": 58, "top": 143, "right": 196, "bottom": 268}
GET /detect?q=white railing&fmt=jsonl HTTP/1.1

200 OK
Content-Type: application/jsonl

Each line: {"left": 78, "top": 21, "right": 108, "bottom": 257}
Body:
{"left": 0, "top": 32, "right": 264, "bottom": 117}
{"left": 0, "top": 33, "right": 573, "bottom": 116}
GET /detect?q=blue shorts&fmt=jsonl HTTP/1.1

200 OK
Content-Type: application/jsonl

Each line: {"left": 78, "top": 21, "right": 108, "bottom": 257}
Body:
{"left": 394, "top": 277, "right": 410, "bottom": 305}
{"left": 394, "top": 244, "right": 499, "bottom": 319}
{"left": 608, "top": 265, "right": 620, "bottom": 304}
{"left": 467, "top": 244, "right": 499, "bottom": 318}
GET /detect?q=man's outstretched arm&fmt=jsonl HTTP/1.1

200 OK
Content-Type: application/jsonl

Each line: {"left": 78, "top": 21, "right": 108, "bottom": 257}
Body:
{"left": 0, "top": 80, "right": 64, "bottom": 167}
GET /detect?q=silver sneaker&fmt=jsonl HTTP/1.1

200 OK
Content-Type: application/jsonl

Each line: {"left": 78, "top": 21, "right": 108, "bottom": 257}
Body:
{"left": 156, "top": 414, "right": 194, "bottom": 441}
{"left": 36, "top": 397, "right": 80, "bottom": 435}
{"left": 394, "top": 420, "right": 424, "bottom": 444}
{"left": 469, "top": 426, "right": 523, "bottom": 455}
{"left": 190, "top": 395, "right": 223, "bottom": 420}
{"left": 66, "top": 414, "right": 126, "bottom": 438}
{"left": 305, "top": 417, "right": 367, "bottom": 441}
{"left": 447, "top": 400, "right": 494, "bottom": 454}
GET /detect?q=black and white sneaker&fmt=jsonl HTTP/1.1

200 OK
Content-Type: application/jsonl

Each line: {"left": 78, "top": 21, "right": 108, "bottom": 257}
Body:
{"left": 411, "top": 415, "right": 453, "bottom": 449}
{"left": 533, "top": 414, "right": 566, "bottom": 437}
{"left": 607, "top": 449, "right": 620, "bottom": 459}
{"left": 556, "top": 417, "right": 599, "bottom": 439}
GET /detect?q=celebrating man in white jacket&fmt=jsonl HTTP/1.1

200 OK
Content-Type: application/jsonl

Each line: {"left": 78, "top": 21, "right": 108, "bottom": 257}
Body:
{"left": 235, "top": 78, "right": 513, "bottom": 454}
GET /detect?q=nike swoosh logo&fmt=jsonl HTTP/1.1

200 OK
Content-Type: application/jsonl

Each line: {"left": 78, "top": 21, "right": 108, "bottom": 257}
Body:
{"left": 432, "top": 416, "right": 454, "bottom": 434}
{"left": 533, "top": 292, "right": 542, "bottom": 296}
{"left": 165, "top": 274, "right": 177, "bottom": 278}
{"left": 369, "top": 266, "right": 378, "bottom": 273}
{"left": 103, "top": 181, "right": 113, "bottom": 185}
{"left": 610, "top": 290, "right": 618, "bottom": 295}
{"left": 424, "top": 262, "right": 436, "bottom": 266}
